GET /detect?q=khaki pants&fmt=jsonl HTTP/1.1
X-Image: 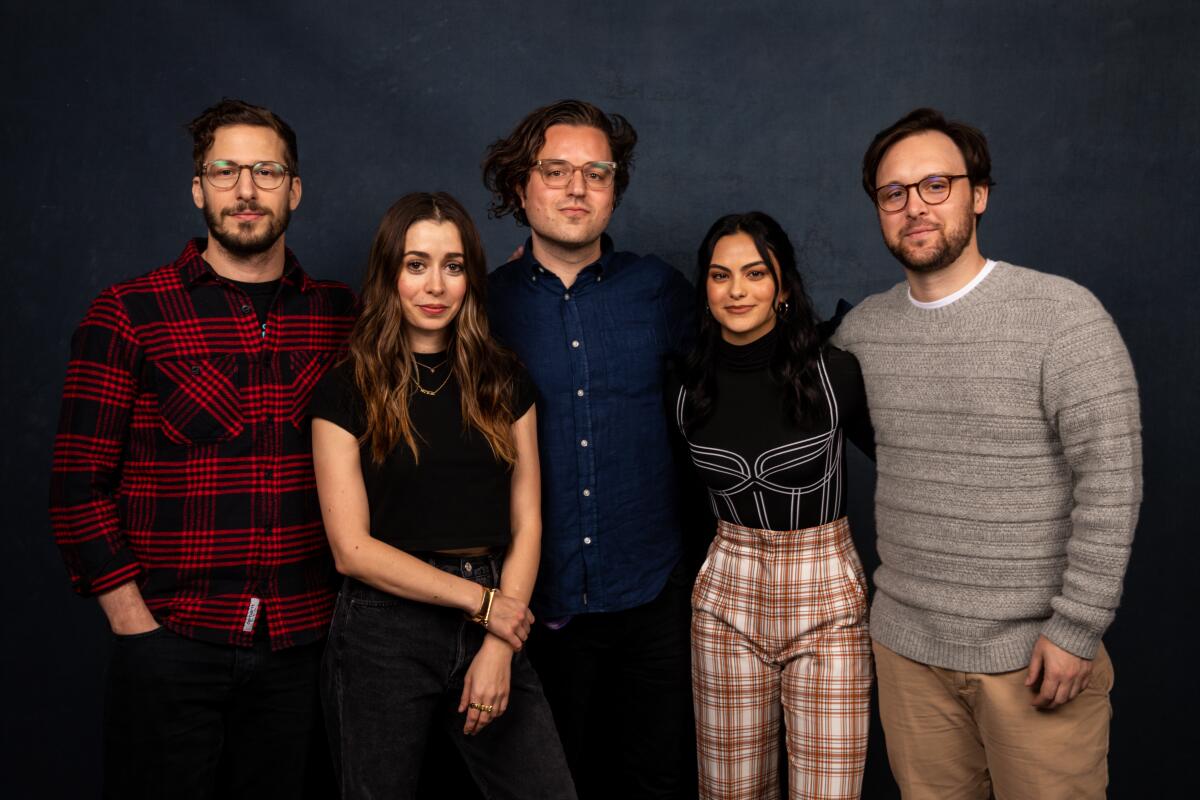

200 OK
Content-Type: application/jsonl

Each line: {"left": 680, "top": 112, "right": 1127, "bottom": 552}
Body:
{"left": 873, "top": 640, "right": 1113, "bottom": 800}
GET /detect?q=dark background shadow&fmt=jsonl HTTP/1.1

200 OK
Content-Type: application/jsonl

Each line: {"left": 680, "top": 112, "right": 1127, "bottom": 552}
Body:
{"left": 4, "top": 1, "right": 1196, "bottom": 796}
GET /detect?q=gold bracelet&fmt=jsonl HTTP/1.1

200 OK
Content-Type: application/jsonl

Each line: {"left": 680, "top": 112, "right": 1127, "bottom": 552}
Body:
{"left": 469, "top": 586, "right": 497, "bottom": 627}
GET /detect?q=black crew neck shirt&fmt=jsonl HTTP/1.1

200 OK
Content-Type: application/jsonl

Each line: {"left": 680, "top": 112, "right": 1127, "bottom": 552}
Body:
{"left": 308, "top": 352, "right": 537, "bottom": 551}
{"left": 673, "top": 328, "right": 874, "bottom": 531}
{"left": 227, "top": 277, "right": 281, "bottom": 327}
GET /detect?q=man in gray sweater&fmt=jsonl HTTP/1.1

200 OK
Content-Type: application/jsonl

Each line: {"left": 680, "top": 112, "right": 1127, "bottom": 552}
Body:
{"left": 832, "top": 108, "right": 1141, "bottom": 799}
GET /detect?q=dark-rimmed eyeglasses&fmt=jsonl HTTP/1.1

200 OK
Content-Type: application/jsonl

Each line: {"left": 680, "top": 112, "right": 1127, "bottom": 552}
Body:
{"left": 874, "top": 174, "right": 969, "bottom": 212}
{"left": 533, "top": 159, "right": 618, "bottom": 189}
{"left": 201, "top": 160, "right": 292, "bottom": 191}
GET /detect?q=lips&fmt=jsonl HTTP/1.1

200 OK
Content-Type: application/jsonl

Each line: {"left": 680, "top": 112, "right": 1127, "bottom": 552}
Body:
{"left": 904, "top": 224, "right": 939, "bottom": 238}
{"left": 418, "top": 304, "right": 449, "bottom": 315}
{"left": 724, "top": 305, "right": 756, "bottom": 314}
{"left": 226, "top": 204, "right": 269, "bottom": 222}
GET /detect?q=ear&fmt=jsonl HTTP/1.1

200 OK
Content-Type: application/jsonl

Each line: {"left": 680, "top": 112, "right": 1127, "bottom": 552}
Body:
{"left": 973, "top": 182, "right": 989, "bottom": 216}
{"left": 288, "top": 175, "right": 303, "bottom": 211}
{"left": 191, "top": 175, "right": 204, "bottom": 210}
{"left": 516, "top": 180, "right": 526, "bottom": 210}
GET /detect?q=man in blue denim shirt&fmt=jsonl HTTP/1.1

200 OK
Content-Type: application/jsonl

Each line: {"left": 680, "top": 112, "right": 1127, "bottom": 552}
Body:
{"left": 483, "top": 99, "right": 696, "bottom": 799}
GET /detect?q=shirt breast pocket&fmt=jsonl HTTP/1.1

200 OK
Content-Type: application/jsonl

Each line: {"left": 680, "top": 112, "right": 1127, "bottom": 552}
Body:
{"left": 153, "top": 355, "right": 244, "bottom": 444}
{"left": 600, "top": 324, "right": 661, "bottom": 397}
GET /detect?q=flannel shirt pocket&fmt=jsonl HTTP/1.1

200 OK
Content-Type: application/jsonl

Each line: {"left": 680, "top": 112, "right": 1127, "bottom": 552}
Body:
{"left": 153, "top": 354, "right": 244, "bottom": 444}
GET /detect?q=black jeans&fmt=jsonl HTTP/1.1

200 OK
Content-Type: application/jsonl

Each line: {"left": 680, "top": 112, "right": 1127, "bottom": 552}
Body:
{"left": 322, "top": 556, "right": 577, "bottom": 800}
{"left": 527, "top": 563, "right": 698, "bottom": 800}
{"left": 102, "top": 627, "right": 330, "bottom": 800}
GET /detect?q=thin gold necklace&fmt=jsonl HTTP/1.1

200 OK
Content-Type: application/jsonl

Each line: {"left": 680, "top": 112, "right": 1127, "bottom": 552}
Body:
{"left": 414, "top": 368, "right": 452, "bottom": 397}
{"left": 416, "top": 359, "right": 447, "bottom": 373}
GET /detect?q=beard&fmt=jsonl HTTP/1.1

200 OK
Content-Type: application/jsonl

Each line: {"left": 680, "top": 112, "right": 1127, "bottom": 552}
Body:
{"left": 204, "top": 200, "right": 290, "bottom": 257}
{"left": 886, "top": 205, "right": 975, "bottom": 274}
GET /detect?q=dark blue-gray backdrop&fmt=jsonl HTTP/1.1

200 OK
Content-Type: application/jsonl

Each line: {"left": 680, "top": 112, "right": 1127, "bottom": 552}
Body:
{"left": 5, "top": 1, "right": 1196, "bottom": 797}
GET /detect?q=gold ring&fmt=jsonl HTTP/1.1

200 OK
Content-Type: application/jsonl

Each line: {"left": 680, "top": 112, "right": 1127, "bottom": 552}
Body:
{"left": 468, "top": 702, "right": 495, "bottom": 714}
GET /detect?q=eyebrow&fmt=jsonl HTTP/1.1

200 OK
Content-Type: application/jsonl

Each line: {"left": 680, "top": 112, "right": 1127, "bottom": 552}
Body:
{"left": 709, "top": 260, "right": 768, "bottom": 271}
{"left": 402, "top": 250, "right": 465, "bottom": 259}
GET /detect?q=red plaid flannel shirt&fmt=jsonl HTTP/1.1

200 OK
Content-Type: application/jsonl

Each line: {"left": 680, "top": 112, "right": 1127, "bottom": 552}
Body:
{"left": 49, "top": 239, "right": 356, "bottom": 649}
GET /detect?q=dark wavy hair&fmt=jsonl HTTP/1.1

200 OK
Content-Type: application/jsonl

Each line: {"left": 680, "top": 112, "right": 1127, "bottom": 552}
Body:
{"left": 187, "top": 98, "right": 299, "bottom": 177}
{"left": 347, "top": 192, "right": 520, "bottom": 466}
{"left": 681, "top": 212, "right": 823, "bottom": 432}
{"left": 482, "top": 99, "right": 637, "bottom": 226}
{"left": 861, "top": 107, "right": 995, "bottom": 222}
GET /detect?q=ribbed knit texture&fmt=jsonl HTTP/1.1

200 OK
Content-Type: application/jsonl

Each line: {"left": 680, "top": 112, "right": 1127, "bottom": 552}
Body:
{"left": 831, "top": 261, "right": 1142, "bottom": 672}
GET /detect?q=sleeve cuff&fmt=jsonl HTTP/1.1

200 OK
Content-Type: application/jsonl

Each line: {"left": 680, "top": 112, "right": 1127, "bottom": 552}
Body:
{"left": 75, "top": 551, "right": 142, "bottom": 597}
{"left": 1041, "top": 613, "right": 1102, "bottom": 660}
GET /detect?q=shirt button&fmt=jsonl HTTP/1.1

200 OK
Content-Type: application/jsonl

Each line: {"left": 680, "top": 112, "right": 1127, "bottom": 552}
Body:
{"left": 571, "top": 340, "right": 580, "bottom": 349}
{"left": 190, "top": 365, "right": 201, "bottom": 375}
{"left": 576, "top": 389, "right": 584, "bottom": 397}
{"left": 583, "top": 537, "right": 592, "bottom": 545}
{"left": 563, "top": 293, "right": 571, "bottom": 300}
{"left": 582, "top": 488, "right": 591, "bottom": 497}
{"left": 531, "top": 275, "right": 537, "bottom": 282}
{"left": 264, "top": 469, "right": 273, "bottom": 479}
{"left": 580, "top": 439, "right": 588, "bottom": 447}
{"left": 240, "top": 304, "right": 252, "bottom": 314}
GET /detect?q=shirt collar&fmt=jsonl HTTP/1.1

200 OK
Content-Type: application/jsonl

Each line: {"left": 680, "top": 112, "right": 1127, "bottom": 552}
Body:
{"left": 176, "top": 237, "right": 314, "bottom": 293}
{"left": 520, "top": 233, "right": 615, "bottom": 279}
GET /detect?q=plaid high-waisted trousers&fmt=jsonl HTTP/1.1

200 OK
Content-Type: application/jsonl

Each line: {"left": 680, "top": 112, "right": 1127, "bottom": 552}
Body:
{"left": 691, "top": 516, "right": 872, "bottom": 800}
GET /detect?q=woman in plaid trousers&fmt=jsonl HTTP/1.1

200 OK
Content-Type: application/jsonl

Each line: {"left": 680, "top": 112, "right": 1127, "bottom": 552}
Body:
{"left": 673, "top": 212, "right": 875, "bottom": 800}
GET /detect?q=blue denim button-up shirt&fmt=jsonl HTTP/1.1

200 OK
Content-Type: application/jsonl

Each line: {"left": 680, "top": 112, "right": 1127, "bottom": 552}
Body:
{"left": 488, "top": 237, "right": 695, "bottom": 617}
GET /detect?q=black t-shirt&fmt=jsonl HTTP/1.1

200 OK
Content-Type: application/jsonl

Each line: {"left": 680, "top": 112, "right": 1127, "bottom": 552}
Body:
{"left": 308, "top": 351, "right": 537, "bottom": 551}
{"left": 672, "top": 329, "right": 874, "bottom": 531}
{"left": 227, "top": 277, "right": 281, "bottom": 328}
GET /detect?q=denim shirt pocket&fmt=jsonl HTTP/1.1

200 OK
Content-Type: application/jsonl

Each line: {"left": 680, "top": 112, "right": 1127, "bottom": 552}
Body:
{"left": 153, "top": 354, "right": 244, "bottom": 444}
{"left": 599, "top": 323, "right": 661, "bottom": 397}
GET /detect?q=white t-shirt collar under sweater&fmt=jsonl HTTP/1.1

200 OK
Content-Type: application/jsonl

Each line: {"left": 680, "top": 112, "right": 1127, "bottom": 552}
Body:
{"left": 908, "top": 259, "right": 997, "bottom": 309}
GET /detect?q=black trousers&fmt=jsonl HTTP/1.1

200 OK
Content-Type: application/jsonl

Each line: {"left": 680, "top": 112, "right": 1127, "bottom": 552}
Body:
{"left": 102, "top": 627, "right": 331, "bottom": 800}
{"left": 527, "top": 565, "right": 698, "bottom": 800}
{"left": 323, "top": 564, "right": 577, "bottom": 800}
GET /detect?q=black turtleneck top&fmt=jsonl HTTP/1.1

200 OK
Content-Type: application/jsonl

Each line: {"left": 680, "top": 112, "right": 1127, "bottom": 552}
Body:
{"left": 672, "top": 328, "right": 873, "bottom": 531}
{"left": 308, "top": 351, "right": 536, "bottom": 551}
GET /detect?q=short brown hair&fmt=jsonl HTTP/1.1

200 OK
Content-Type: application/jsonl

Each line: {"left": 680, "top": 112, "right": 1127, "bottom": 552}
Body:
{"left": 482, "top": 99, "right": 637, "bottom": 226}
{"left": 861, "top": 108, "right": 994, "bottom": 212}
{"left": 187, "top": 98, "right": 299, "bottom": 177}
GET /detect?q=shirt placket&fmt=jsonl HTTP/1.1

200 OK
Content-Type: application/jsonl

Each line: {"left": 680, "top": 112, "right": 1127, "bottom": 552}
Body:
{"left": 234, "top": 281, "right": 279, "bottom": 639}
{"left": 560, "top": 277, "right": 601, "bottom": 610}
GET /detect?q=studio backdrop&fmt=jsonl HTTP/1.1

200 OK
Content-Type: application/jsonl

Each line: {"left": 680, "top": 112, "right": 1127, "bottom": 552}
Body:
{"left": 4, "top": 1, "right": 1196, "bottom": 797}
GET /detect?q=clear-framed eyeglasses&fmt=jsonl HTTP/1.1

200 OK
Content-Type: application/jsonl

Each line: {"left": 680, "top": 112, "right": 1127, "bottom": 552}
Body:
{"left": 532, "top": 159, "right": 618, "bottom": 189}
{"left": 201, "top": 160, "right": 293, "bottom": 191}
{"left": 873, "top": 174, "right": 969, "bottom": 212}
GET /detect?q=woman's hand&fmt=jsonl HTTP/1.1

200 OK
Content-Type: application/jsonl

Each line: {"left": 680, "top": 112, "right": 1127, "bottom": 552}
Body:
{"left": 484, "top": 591, "right": 534, "bottom": 651}
{"left": 459, "top": 635, "right": 515, "bottom": 735}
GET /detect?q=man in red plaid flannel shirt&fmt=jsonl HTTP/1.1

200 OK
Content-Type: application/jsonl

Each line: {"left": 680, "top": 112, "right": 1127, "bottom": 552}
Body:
{"left": 49, "top": 99, "right": 355, "bottom": 799}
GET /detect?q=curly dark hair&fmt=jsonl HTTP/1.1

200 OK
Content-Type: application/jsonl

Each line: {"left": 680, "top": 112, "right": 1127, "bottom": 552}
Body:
{"left": 681, "top": 212, "right": 824, "bottom": 433}
{"left": 481, "top": 99, "right": 637, "bottom": 226}
{"left": 187, "top": 98, "right": 299, "bottom": 177}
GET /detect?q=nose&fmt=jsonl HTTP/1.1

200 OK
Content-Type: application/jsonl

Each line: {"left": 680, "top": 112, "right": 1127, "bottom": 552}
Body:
{"left": 566, "top": 166, "right": 588, "bottom": 197}
{"left": 426, "top": 266, "right": 445, "bottom": 295}
{"left": 904, "top": 185, "right": 928, "bottom": 216}
{"left": 728, "top": 275, "right": 747, "bottom": 299}
{"left": 234, "top": 166, "right": 258, "bottom": 201}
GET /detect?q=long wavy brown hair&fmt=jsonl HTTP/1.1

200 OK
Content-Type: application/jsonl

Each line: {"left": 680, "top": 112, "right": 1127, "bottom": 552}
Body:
{"left": 348, "top": 192, "right": 520, "bottom": 466}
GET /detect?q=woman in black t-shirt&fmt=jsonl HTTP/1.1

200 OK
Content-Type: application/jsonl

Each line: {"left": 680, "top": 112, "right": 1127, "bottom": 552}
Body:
{"left": 674, "top": 212, "right": 874, "bottom": 800}
{"left": 309, "top": 192, "right": 575, "bottom": 798}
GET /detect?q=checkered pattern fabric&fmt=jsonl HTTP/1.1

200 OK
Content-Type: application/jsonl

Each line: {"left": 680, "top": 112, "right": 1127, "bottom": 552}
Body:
{"left": 49, "top": 239, "right": 356, "bottom": 649}
{"left": 692, "top": 517, "right": 872, "bottom": 799}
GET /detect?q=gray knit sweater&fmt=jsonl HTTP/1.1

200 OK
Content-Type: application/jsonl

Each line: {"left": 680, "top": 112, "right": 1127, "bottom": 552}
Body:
{"left": 831, "top": 261, "right": 1141, "bottom": 672}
